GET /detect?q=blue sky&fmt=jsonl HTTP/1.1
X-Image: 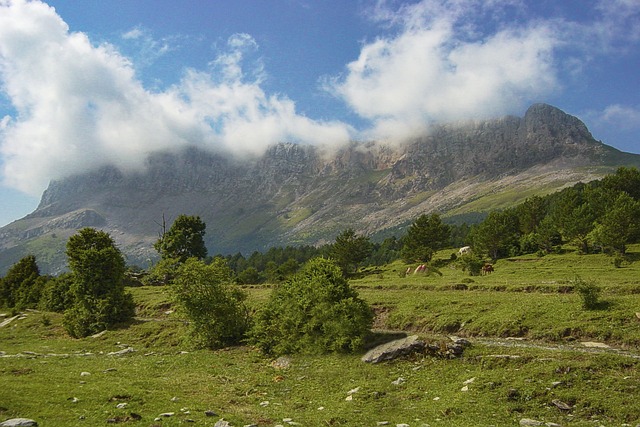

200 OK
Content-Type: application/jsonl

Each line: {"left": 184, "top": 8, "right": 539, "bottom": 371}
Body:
{"left": 0, "top": 0, "right": 639, "bottom": 226}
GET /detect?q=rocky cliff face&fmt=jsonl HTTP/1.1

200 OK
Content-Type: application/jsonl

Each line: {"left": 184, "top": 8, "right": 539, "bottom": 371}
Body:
{"left": 1, "top": 104, "right": 637, "bottom": 274}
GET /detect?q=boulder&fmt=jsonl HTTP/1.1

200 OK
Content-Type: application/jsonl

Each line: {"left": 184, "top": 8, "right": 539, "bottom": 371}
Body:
{"left": 0, "top": 419, "right": 38, "bottom": 427}
{"left": 361, "top": 335, "right": 426, "bottom": 363}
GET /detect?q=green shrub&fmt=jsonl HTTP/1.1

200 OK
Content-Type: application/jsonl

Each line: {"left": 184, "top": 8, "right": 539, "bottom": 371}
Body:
{"left": 171, "top": 257, "right": 249, "bottom": 349}
{"left": 39, "top": 273, "right": 74, "bottom": 312}
{"left": 457, "top": 254, "right": 484, "bottom": 276}
{"left": 572, "top": 276, "right": 601, "bottom": 310}
{"left": 0, "top": 255, "right": 40, "bottom": 308}
{"left": 63, "top": 228, "right": 135, "bottom": 337}
{"left": 251, "top": 257, "right": 373, "bottom": 355}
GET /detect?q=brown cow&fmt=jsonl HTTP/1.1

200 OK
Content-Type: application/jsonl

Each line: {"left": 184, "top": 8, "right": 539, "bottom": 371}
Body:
{"left": 482, "top": 263, "right": 494, "bottom": 275}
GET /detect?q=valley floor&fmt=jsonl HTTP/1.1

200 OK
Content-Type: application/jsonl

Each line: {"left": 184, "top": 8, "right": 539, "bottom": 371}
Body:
{"left": 1, "top": 245, "right": 640, "bottom": 426}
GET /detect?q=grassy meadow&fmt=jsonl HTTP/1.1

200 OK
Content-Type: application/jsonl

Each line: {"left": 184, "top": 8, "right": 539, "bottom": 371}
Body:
{"left": 1, "top": 245, "right": 640, "bottom": 426}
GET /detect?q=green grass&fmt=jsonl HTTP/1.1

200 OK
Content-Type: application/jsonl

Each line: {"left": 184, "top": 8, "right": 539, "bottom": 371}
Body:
{"left": 2, "top": 246, "right": 640, "bottom": 426}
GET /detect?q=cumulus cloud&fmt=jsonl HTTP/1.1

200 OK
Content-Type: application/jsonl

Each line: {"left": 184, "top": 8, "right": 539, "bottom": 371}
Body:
{"left": 588, "top": 104, "right": 640, "bottom": 131}
{"left": 0, "top": 0, "right": 351, "bottom": 195}
{"left": 326, "top": 0, "right": 560, "bottom": 142}
{"left": 0, "top": 0, "right": 638, "bottom": 196}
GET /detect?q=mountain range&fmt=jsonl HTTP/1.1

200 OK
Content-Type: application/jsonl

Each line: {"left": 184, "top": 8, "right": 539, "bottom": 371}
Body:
{"left": 1, "top": 103, "right": 639, "bottom": 274}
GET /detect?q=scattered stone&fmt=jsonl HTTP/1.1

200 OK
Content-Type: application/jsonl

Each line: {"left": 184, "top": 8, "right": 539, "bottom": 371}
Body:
{"left": 116, "top": 403, "right": 127, "bottom": 409}
{"left": 519, "top": 419, "right": 543, "bottom": 426}
{"left": 80, "top": 372, "right": 91, "bottom": 376}
{"left": 377, "top": 422, "right": 390, "bottom": 426}
{"left": 170, "top": 396, "right": 179, "bottom": 402}
{"left": 90, "top": 330, "right": 107, "bottom": 338}
{"left": 214, "top": 420, "right": 231, "bottom": 427}
{"left": 259, "top": 401, "right": 269, "bottom": 407}
{"left": 552, "top": 399, "right": 572, "bottom": 410}
{"left": 460, "top": 385, "right": 469, "bottom": 392}
{"left": 347, "top": 386, "right": 360, "bottom": 395}
{"left": 205, "top": 410, "right": 218, "bottom": 417}
{"left": 635, "top": 312, "right": 640, "bottom": 320}
{"left": 396, "top": 424, "right": 410, "bottom": 427}
{"left": 108, "top": 347, "right": 134, "bottom": 356}
{"left": 449, "top": 336, "right": 472, "bottom": 347}
{"left": 103, "top": 368, "right": 117, "bottom": 373}
{"left": 68, "top": 397, "right": 79, "bottom": 403}
{"left": 463, "top": 377, "right": 476, "bottom": 385}
{"left": 482, "top": 354, "right": 522, "bottom": 360}
{"left": 345, "top": 395, "right": 353, "bottom": 401}
{"left": 361, "top": 335, "right": 426, "bottom": 363}
{"left": 0, "top": 419, "right": 38, "bottom": 427}
{"left": 0, "top": 315, "right": 20, "bottom": 328}
{"left": 271, "top": 356, "right": 292, "bottom": 370}
{"left": 551, "top": 381, "right": 562, "bottom": 388}
{"left": 243, "top": 425, "right": 258, "bottom": 427}
{"left": 158, "top": 412, "right": 174, "bottom": 417}
{"left": 392, "top": 377, "right": 405, "bottom": 386}
{"left": 580, "top": 341, "right": 610, "bottom": 349}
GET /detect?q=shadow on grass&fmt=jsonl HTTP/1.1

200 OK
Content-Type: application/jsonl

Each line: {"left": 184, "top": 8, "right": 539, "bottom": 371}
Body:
{"left": 585, "top": 299, "right": 615, "bottom": 311}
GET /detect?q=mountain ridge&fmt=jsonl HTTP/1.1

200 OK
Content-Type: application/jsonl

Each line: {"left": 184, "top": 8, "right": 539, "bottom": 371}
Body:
{"left": 2, "top": 103, "right": 639, "bottom": 274}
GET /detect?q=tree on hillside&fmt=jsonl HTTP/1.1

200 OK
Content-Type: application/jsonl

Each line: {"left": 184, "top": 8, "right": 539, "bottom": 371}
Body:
{"left": 549, "top": 187, "right": 596, "bottom": 253}
{"left": 516, "top": 195, "right": 548, "bottom": 235}
{"left": 601, "top": 166, "right": 640, "bottom": 200}
{"left": 154, "top": 214, "right": 207, "bottom": 262}
{"left": 470, "top": 209, "right": 520, "bottom": 261}
{"left": 63, "top": 228, "right": 135, "bottom": 338}
{"left": 251, "top": 257, "right": 373, "bottom": 355}
{"left": 0, "top": 255, "right": 41, "bottom": 309}
{"left": 331, "top": 229, "right": 372, "bottom": 275}
{"left": 401, "top": 213, "right": 451, "bottom": 263}
{"left": 589, "top": 192, "right": 640, "bottom": 255}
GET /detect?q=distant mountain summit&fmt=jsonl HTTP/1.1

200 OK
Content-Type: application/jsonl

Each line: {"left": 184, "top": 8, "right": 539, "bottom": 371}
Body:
{"left": 1, "top": 104, "right": 639, "bottom": 274}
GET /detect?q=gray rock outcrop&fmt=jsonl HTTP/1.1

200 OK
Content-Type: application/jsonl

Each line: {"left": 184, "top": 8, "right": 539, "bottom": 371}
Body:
{"left": 0, "top": 419, "right": 38, "bottom": 427}
{"left": 2, "top": 103, "right": 638, "bottom": 274}
{"left": 362, "top": 335, "right": 426, "bottom": 363}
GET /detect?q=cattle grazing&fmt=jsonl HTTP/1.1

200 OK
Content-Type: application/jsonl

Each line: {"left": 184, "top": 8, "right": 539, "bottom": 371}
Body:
{"left": 482, "top": 263, "right": 494, "bottom": 275}
{"left": 414, "top": 264, "right": 426, "bottom": 274}
{"left": 458, "top": 246, "right": 472, "bottom": 256}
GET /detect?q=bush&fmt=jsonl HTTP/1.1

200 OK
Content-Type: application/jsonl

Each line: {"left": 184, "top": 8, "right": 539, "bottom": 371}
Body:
{"left": 457, "top": 254, "right": 484, "bottom": 276}
{"left": 63, "top": 228, "right": 135, "bottom": 337}
{"left": 572, "top": 276, "right": 601, "bottom": 310}
{"left": 0, "top": 255, "right": 40, "bottom": 309}
{"left": 251, "top": 257, "right": 373, "bottom": 355}
{"left": 39, "top": 273, "right": 74, "bottom": 312}
{"left": 171, "top": 257, "right": 249, "bottom": 349}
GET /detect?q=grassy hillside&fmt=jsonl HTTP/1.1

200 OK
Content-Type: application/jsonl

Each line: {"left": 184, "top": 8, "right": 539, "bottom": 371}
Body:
{"left": 1, "top": 246, "right": 640, "bottom": 426}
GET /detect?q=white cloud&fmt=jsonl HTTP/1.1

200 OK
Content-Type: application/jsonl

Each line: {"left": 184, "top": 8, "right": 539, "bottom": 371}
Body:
{"left": 0, "top": 0, "right": 351, "bottom": 195}
{"left": 1, "top": 0, "right": 638, "bottom": 197}
{"left": 327, "top": 0, "right": 559, "bottom": 142}
{"left": 590, "top": 104, "right": 640, "bottom": 131}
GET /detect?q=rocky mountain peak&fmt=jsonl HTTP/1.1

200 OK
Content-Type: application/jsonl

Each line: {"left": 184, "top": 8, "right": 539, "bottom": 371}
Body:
{"left": 1, "top": 104, "right": 638, "bottom": 274}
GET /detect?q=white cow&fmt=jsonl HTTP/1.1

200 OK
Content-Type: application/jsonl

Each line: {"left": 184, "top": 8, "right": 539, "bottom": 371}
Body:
{"left": 458, "top": 246, "right": 472, "bottom": 256}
